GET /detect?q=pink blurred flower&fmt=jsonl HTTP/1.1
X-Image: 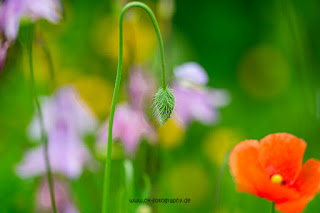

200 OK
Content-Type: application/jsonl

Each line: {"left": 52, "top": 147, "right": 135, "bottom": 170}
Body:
{"left": 0, "top": 0, "right": 61, "bottom": 41}
{"left": 16, "top": 86, "right": 97, "bottom": 178}
{"left": 174, "top": 62, "right": 209, "bottom": 85}
{"left": 172, "top": 62, "right": 230, "bottom": 126}
{"left": 0, "top": 40, "right": 10, "bottom": 71}
{"left": 36, "top": 178, "right": 79, "bottom": 213}
{"left": 97, "top": 67, "right": 157, "bottom": 156}
{"left": 128, "top": 67, "right": 156, "bottom": 110}
{"left": 97, "top": 104, "right": 156, "bottom": 156}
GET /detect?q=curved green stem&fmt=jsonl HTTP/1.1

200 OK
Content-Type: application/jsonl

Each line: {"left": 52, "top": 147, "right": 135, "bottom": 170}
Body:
{"left": 102, "top": 2, "right": 167, "bottom": 212}
{"left": 27, "top": 33, "right": 57, "bottom": 213}
{"left": 36, "top": 37, "right": 55, "bottom": 91}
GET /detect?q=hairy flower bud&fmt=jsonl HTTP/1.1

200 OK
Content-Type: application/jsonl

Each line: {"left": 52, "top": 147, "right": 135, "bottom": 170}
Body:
{"left": 153, "top": 87, "right": 175, "bottom": 125}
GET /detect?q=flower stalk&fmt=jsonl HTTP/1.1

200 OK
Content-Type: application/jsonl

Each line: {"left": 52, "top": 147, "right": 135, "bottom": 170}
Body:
{"left": 271, "top": 202, "right": 275, "bottom": 213}
{"left": 22, "top": 24, "right": 57, "bottom": 213}
{"left": 102, "top": 2, "right": 171, "bottom": 212}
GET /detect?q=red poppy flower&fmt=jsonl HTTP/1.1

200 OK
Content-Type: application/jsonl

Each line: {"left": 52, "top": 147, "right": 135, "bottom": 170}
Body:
{"left": 229, "top": 133, "right": 320, "bottom": 213}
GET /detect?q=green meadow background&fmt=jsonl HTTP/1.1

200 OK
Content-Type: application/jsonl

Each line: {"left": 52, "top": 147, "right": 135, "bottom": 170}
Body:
{"left": 1, "top": 0, "right": 320, "bottom": 212}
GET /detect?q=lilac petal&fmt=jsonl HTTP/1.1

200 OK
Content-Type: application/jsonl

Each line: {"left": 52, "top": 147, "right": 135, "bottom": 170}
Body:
{"left": 27, "top": 97, "right": 53, "bottom": 141}
{"left": 63, "top": 204, "right": 80, "bottom": 213}
{"left": 0, "top": 0, "right": 25, "bottom": 40}
{"left": 174, "top": 62, "right": 209, "bottom": 85}
{"left": 48, "top": 127, "right": 92, "bottom": 178}
{"left": 173, "top": 84, "right": 221, "bottom": 126}
{"left": 207, "top": 89, "right": 231, "bottom": 107}
{"left": 21, "top": 86, "right": 97, "bottom": 178}
{"left": 53, "top": 86, "right": 98, "bottom": 135}
{"left": 36, "top": 178, "right": 79, "bottom": 213}
{"left": 0, "top": 0, "right": 61, "bottom": 41}
{"left": 97, "top": 104, "right": 156, "bottom": 156}
{"left": 25, "top": 0, "right": 61, "bottom": 23}
{"left": 28, "top": 86, "right": 97, "bottom": 141}
{"left": 18, "top": 127, "right": 94, "bottom": 178}
{"left": 128, "top": 67, "right": 156, "bottom": 109}
{"left": 15, "top": 146, "right": 46, "bottom": 178}
{"left": 0, "top": 40, "right": 10, "bottom": 71}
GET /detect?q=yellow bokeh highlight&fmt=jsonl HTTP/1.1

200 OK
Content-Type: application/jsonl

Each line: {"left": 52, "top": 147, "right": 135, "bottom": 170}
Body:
{"left": 57, "top": 71, "right": 113, "bottom": 118}
{"left": 92, "top": 15, "right": 157, "bottom": 65}
{"left": 238, "top": 45, "right": 290, "bottom": 100}
{"left": 22, "top": 41, "right": 58, "bottom": 84}
{"left": 157, "top": 119, "right": 185, "bottom": 149}
{"left": 203, "top": 127, "right": 243, "bottom": 166}
{"left": 167, "top": 162, "right": 209, "bottom": 206}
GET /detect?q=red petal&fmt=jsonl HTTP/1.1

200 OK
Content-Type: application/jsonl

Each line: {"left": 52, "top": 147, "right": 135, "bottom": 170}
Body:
{"left": 229, "top": 139, "right": 300, "bottom": 202}
{"left": 256, "top": 181, "right": 299, "bottom": 203}
{"left": 275, "top": 159, "right": 320, "bottom": 213}
{"left": 258, "top": 133, "right": 306, "bottom": 184}
{"left": 276, "top": 196, "right": 310, "bottom": 213}
{"left": 229, "top": 140, "right": 263, "bottom": 194}
{"left": 292, "top": 159, "right": 320, "bottom": 196}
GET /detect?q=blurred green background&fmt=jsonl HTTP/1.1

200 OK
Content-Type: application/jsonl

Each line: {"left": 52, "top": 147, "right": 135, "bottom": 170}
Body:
{"left": 1, "top": 0, "right": 320, "bottom": 212}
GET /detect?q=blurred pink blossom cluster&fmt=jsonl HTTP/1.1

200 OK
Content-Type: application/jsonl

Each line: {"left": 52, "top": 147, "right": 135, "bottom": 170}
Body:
{"left": 172, "top": 62, "right": 230, "bottom": 126}
{"left": 97, "top": 62, "right": 230, "bottom": 155}
{"left": 16, "top": 61, "right": 229, "bottom": 212}
{"left": 97, "top": 67, "right": 157, "bottom": 156}
{"left": 16, "top": 86, "right": 97, "bottom": 212}
{"left": 0, "top": 0, "right": 61, "bottom": 70}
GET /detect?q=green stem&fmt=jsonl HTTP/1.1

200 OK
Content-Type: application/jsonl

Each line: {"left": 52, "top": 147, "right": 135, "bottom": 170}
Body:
{"left": 102, "top": 2, "right": 167, "bottom": 213}
{"left": 271, "top": 202, "right": 275, "bottom": 213}
{"left": 36, "top": 37, "right": 56, "bottom": 91}
{"left": 28, "top": 39, "right": 57, "bottom": 213}
{"left": 214, "top": 151, "right": 230, "bottom": 211}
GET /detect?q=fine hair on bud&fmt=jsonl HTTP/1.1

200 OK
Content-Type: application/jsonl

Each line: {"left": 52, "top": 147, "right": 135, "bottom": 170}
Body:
{"left": 153, "top": 87, "right": 175, "bottom": 125}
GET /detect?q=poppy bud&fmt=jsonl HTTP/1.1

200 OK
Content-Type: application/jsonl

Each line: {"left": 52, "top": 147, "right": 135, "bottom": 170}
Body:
{"left": 153, "top": 87, "right": 175, "bottom": 125}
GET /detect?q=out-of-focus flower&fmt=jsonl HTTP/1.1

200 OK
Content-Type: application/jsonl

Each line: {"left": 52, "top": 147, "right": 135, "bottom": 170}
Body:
{"left": 92, "top": 16, "right": 157, "bottom": 64}
{"left": 158, "top": 119, "right": 185, "bottom": 149}
{"left": 59, "top": 73, "right": 114, "bottom": 118}
{"left": 0, "top": 0, "right": 61, "bottom": 41}
{"left": 203, "top": 127, "right": 243, "bottom": 165}
{"left": 36, "top": 178, "right": 79, "bottom": 213}
{"left": 157, "top": 0, "right": 176, "bottom": 21}
{"left": 128, "top": 67, "right": 155, "bottom": 110}
{"left": 229, "top": 133, "right": 320, "bottom": 213}
{"left": 97, "top": 104, "right": 156, "bottom": 156}
{"left": 97, "top": 67, "right": 157, "bottom": 156}
{"left": 136, "top": 204, "right": 152, "bottom": 213}
{"left": 0, "top": 39, "right": 10, "bottom": 71}
{"left": 16, "top": 86, "right": 97, "bottom": 178}
{"left": 238, "top": 45, "right": 289, "bottom": 100}
{"left": 172, "top": 62, "right": 230, "bottom": 126}
{"left": 174, "top": 62, "right": 208, "bottom": 85}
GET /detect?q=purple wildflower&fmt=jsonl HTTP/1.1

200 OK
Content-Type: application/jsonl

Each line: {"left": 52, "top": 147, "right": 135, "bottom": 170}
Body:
{"left": 97, "top": 103, "right": 156, "bottom": 156}
{"left": 0, "top": 40, "right": 10, "bottom": 70}
{"left": 0, "top": 0, "right": 61, "bottom": 41}
{"left": 97, "top": 68, "right": 157, "bottom": 156}
{"left": 172, "top": 62, "right": 230, "bottom": 126}
{"left": 36, "top": 178, "right": 79, "bottom": 213}
{"left": 128, "top": 67, "right": 156, "bottom": 110}
{"left": 16, "top": 86, "right": 97, "bottom": 178}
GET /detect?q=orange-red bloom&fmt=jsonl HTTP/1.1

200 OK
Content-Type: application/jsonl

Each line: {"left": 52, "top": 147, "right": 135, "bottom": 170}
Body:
{"left": 229, "top": 133, "right": 320, "bottom": 213}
